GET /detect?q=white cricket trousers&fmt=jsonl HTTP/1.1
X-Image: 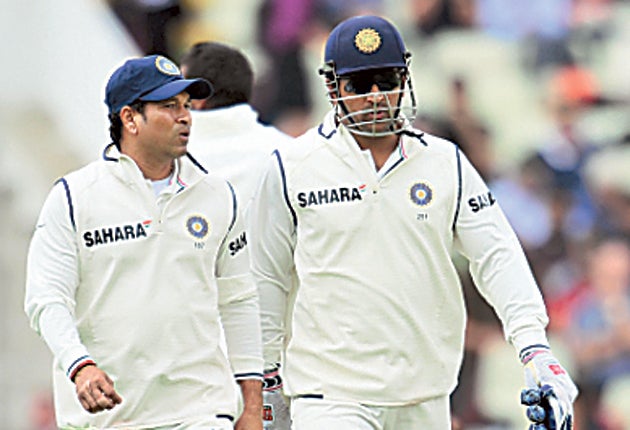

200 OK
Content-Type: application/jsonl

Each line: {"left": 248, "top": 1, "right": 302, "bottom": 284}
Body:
{"left": 291, "top": 395, "right": 451, "bottom": 430}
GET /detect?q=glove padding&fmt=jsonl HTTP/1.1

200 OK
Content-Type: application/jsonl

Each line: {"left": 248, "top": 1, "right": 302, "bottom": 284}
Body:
{"left": 262, "top": 365, "right": 291, "bottom": 430}
{"left": 520, "top": 345, "right": 578, "bottom": 430}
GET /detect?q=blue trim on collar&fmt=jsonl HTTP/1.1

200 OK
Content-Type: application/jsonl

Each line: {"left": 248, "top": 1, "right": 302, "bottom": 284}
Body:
{"left": 186, "top": 152, "right": 208, "bottom": 174}
{"left": 318, "top": 123, "right": 337, "bottom": 139}
{"left": 103, "top": 143, "right": 119, "bottom": 162}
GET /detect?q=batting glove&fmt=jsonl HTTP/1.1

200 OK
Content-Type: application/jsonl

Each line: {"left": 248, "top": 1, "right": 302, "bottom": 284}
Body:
{"left": 262, "top": 364, "right": 291, "bottom": 430}
{"left": 520, "top": 345, "right": 578, "bottom": 430}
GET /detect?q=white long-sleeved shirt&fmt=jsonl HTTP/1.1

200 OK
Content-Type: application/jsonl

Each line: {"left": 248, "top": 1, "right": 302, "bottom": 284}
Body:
{"left": 188, "top": 104, "right": 294, "bottom": 223}
{"left": 24, "top": 144, "right": 263, "bottom": 429}
{"left": 250, "top": 111, "right": 549, "bottom": 405}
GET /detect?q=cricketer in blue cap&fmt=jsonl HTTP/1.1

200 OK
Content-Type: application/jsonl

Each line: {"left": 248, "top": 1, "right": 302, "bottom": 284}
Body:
{"left": 24, "top": 50, "right": 268, "bottom": 430}
{"left": 319, "top": 15, "right": 417, "bottom": 137}
{"left": 105, "top": 55, "right": 212, "bottom": 114}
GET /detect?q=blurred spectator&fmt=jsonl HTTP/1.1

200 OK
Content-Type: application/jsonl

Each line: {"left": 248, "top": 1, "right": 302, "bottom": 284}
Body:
{"left": 414, "top": 77, "right": 493, "bottom": 179}
{"left": 108, "top": 0, "right": 186, "bottom": 58}
{"left": 491, "top": 154, "right": 554, "bottom": 253}
{"left": 476, "top": 0, "right": 574, "bottom": 71}
{"left": 584, "top": 139, "right": 630, "bottom": 240}
{"left": 563, "top": 236, "right": 630, "bottom": 429}
{"left": 450, "top": 265, "right": 505, "bottom": 428}
{"left": 252, "top": 0, "right": 319, "bottom": 136}
{"left": 532, "top": 64, "right": 602, "bottom": 240}
{"left": 252, "top": 0, "right": 385, "bottom": 137}
{"left": 409, "top": 0, "right": 477, "bottom": 37}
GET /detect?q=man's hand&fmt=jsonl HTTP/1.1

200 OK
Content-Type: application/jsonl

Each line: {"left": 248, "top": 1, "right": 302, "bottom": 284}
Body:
{"left": 520, "top": 345, "right": 578, "bottom": 429}
{"left": 236, "top": 379, "right": 263, "bottom": 430}
{"left": 235, "top": 408, "right": 263, "bottom": 430}
{"left": 73, "top": 365, "right": 122, "bottom": 414}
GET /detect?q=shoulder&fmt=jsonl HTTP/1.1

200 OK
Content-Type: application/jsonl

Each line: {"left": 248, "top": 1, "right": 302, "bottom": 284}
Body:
{"left": 401, "top": 128, "right": 461, "bottom": 170}
{"left": 415, "top": 130, "right": 459, "bottom": 155}
{"left": 199, "top": 170, "right": 234, "bottom": 194}
{"left": 275, "top": 126, "right": 327, "bottom": 163}
{"left": 59, "top": 159, "right": 107, "bottom": 195}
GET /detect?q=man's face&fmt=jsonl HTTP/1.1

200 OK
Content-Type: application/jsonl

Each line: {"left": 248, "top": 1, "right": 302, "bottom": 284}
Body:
{"left": 334, "top": 69, "right": 404, "bottom": 135}
{"left": 133, "top": 92, "right": 193, "bottom": 162}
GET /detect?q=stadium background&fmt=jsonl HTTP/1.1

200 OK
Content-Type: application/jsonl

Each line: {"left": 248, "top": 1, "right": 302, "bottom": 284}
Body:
{"left": 1, "top": 0, "right": 629, "bottom": 428}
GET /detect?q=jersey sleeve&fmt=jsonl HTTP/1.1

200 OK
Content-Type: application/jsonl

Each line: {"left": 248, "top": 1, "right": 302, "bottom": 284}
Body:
{"left": 216, "top": 184, "right": 264, "bottom": 380}
{"left": 452, "top": 151, "right": 550, "bottom": 354}
{"left": 24, "top": 180, "right": 94, "bottom": 379}
{"left": 249, "top": 151, "right": 297, "bottom": 368}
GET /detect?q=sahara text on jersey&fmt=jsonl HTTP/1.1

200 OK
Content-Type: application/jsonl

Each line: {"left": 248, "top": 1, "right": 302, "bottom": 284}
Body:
{"left": 83, "top": 221, "right": 151, "bottom": 248}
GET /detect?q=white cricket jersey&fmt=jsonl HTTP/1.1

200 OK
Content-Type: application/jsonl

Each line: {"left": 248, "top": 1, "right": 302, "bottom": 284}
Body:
{"left": 250, "top": 111, "right": 549, "bottom": 405}
{"left": 187, "top": 104, "right": 294, "bottom": 223}
{"left": 25, "top": 144, "right": 263, "bottom": 428}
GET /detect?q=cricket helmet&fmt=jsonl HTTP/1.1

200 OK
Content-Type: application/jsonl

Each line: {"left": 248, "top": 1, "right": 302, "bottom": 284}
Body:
{"left": 319, "top": 15, "right": 417, "bottom": 136}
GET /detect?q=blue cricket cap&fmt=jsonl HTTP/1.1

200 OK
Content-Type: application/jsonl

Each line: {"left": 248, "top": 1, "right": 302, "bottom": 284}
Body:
{"left": 324, "top": 15, "right": 408, "bottom": 76}
{"left": 105, "top": 55, "right": 213, "bottom": 114}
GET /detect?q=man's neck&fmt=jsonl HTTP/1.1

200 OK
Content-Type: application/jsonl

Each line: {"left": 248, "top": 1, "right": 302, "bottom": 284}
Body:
{"left": 355, "top": 134, "right": 399, "bottom": 171}
{"left": 122, "top": 148, "right": 175, "bottom": 181}
{"left": 141, "top": 161, "right": 174, "bottom": 181}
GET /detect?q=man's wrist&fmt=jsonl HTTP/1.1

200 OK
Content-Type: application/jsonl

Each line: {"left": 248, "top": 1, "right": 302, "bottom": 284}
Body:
{"left": 68, "top": 356, "right": 97, "bottom": 382}
{"left": 519, "top": 344, "right": 551, "bottom": 364}
{"left": 238, "top": 378, "right": 263, "bottom": 412}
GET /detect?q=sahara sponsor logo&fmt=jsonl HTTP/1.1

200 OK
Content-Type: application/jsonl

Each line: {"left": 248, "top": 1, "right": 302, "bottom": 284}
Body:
{"left": 83, "top": 220, "right": 151, "bottom": 248}
{"left": 297, "top": 184, "right": 366, "bottom": 207}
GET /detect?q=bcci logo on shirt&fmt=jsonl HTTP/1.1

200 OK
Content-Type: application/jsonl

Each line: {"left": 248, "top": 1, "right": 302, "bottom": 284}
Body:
{"left": 409, "top": 182, "right": 433, "bottom": 206}
{"left": 186, "top": 215, "right": 210, "bottom": 249}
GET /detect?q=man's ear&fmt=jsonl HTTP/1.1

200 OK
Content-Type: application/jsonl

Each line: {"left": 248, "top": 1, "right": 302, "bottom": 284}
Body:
{"left": 120, "top": 106, "right": 138, "bottom": 134}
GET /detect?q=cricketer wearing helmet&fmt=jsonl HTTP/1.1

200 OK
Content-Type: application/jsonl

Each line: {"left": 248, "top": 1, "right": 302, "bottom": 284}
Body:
{"left": 250, "top": 15, "right": 577, "bottom": 430}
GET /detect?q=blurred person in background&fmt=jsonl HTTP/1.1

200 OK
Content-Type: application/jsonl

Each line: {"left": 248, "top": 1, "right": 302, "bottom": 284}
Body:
{"left": 562, "top": 236, "right": 630, "bottom": 430}
{"left": 108, "top": 0, "right": 187, "bottom": 58}
{"left": 476, "top": 0, "right": 574, "bottom": 72}
{"left": 180, "top": 41, "right": 295, "bottom": 222}
{"left": 180, "top": 41, "right": 295, "bottom": 429}
{"left": 409, "top": 0, "right": 477, "bottom": 38}
{"left": 585, "top": 138, "right": 630, "bottom": 241}
{"left": 533, "top": 65, "right": 602, "bottom": 233}
{"left": 24, "top": 54, "right": 264, "bottom": 430}
{"left": 252, "top": 0, "right": 319, "bottom": 137}
{"left": 252, "top": 0, "right": 385, "bottom": 137}
{"left": 250, "top": 14, "right": 577, "bottom": 429}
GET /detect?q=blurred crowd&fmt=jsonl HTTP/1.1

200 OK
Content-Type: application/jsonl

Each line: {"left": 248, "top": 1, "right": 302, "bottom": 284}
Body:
{"left": 28, "top": 0, "right": 630, "bottom": 429}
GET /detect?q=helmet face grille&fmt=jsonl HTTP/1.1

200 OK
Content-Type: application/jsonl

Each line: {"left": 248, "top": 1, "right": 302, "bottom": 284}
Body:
{"left": 325, "top": 74, "right": 417, "bottom": 137}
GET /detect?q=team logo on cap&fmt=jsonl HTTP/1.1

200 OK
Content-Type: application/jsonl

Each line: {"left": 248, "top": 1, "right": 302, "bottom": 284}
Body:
{"left": 410, "top": 182, "right": 433, "bottom": 206}
{"left": 155, "top": 55, "right": 181, "bottom": 76}
{"left": 354, "top": 28, "right": 382, "bottom": 54}
{"left": 186, "top": 215, "right": 210, "bottom": 239}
